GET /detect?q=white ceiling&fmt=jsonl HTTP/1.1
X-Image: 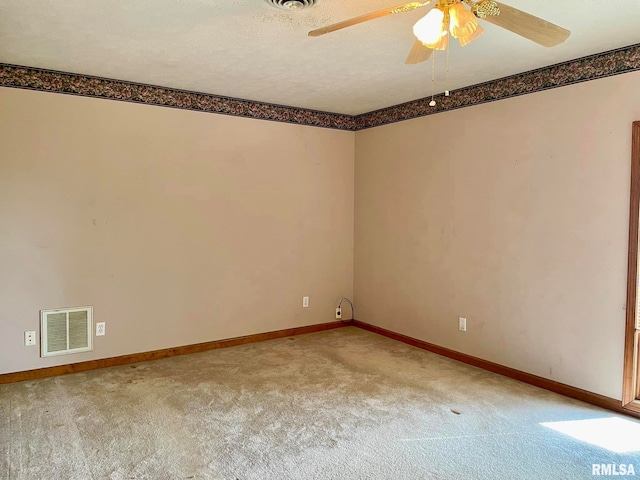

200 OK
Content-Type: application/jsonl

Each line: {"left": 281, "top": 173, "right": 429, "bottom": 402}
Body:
{"left": 1, "top": 0, "right": 639, "bottom": 115}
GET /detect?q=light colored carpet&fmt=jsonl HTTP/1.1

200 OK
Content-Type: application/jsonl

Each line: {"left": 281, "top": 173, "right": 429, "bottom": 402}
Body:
{"left": 1, "top": 326, "right": 639, "bottom": 479}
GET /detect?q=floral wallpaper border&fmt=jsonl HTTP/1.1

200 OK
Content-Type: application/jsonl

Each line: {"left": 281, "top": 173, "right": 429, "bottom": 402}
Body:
{"left": 0, "top": 64, "right": 359, "bottom": 131}
{"left": 354, "top": 43, "right": 640, "bottom": 130}
{"left": 1, "top": 43, "right": 638, "bottom": 131}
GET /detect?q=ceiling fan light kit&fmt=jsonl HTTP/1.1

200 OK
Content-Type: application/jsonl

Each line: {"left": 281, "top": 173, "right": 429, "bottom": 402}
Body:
{"left": 308, "top": 0, "right": 570, "bottom": 106}
{"left": 413, "top": 1, "right": 488, "bottom": 49}
{"left": 412, "top": 6, "right": 446, "bottom": 46}
{"left": 449, "top": 3, "right": 481, "bottom": 39}
{"left": 309, "top": 0, "right": 570, "bottom": 58}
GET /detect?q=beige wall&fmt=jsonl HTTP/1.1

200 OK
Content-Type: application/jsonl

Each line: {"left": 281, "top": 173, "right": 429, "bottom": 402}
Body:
{"left": 2, "top": 71, "right": 639, "bottom": 399}
{"left": 355, "top": 71, "right": 640, "bottom": 399}
{"left": 0, "top": 87, "right": 354, "bottom": 375}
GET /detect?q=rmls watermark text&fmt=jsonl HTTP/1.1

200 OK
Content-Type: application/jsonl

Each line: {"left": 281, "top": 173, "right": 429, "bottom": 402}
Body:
{"left": 592, "top": 464, "right": 636, "bottom": 476}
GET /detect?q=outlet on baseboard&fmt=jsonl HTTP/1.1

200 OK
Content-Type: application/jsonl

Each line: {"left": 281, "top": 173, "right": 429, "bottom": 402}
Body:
{"left": 458, "top": 317, "right": 467, "bottom": 332}
{"left": 336, "top": 308, "right": 342, "bottom": 319}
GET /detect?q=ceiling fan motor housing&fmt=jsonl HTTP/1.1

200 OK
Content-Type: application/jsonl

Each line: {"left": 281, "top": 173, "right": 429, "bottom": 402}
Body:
{"left": 264, "top": 0, "right": 320, "bottom": 10}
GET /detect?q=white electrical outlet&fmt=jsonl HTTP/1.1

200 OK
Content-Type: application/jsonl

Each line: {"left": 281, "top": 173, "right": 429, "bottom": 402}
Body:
{"left": 96, "top": 322, "right": 106, "bottom": 336}
{"left": 24, "top": 331, "right": 36, "bottom": 346}
{"left": 459, "top": 317, "right": 467, "bottom": 332}
{"left": 336, "top": 308, "right": 342, "bottom": 319}
{"left": 302, "top": 296, "right": 309, "bottom": 308}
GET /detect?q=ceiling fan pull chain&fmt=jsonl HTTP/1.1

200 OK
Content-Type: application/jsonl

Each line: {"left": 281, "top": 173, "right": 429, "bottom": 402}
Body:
{"left": 429, "top": 52, "right": 437, "bottom": 107}
{"left": 445, "top": 34, "right": 450, "bottom": 97}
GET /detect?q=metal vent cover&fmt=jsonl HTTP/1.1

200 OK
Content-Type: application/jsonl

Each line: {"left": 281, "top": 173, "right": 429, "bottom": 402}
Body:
{"left": 264, "top": 0, "right": 320, "bottom": 10}
{"left": 41, "top": 306, "right": 93, "bottom": 357}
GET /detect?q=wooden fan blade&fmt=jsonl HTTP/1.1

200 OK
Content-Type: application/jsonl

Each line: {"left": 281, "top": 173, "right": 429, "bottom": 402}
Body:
{"left": 405, "top": 40, "right": 433, "bottom": 64}
{"left": 482, "top": 2, "right": 570, "bottom": 47}
{"left": 308, "top": 1, "right": 431, "bottom": 37}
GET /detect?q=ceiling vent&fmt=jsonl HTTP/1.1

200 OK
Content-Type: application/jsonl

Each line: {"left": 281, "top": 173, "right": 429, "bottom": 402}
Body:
{"left": 264, "top": 0, "right": 320, "bottom": 10}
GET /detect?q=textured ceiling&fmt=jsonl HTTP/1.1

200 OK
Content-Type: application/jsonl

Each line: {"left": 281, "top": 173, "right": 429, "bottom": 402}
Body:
{"left": 1, "top": 0, "right": 639, "bottom": 115}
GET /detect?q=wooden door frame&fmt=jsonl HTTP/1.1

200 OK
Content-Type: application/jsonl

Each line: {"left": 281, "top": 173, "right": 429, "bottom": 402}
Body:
{"left": 623, "top": 121, "right": 640, "bottom": 411}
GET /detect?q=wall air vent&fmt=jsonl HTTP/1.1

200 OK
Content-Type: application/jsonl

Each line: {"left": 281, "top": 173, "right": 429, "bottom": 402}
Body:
{"left": 40, "top": 306, "right": 93, "bottom": 357}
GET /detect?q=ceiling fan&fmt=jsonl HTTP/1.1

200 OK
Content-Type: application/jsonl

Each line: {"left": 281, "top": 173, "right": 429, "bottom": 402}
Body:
{"left": 308, "top": 1, "right": 571, "bottom": 65}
